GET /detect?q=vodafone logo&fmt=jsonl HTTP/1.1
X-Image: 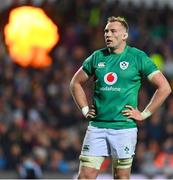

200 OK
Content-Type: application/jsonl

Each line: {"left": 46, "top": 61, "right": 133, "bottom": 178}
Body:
{"left": 104, "top": 72, "right": 118, "bottom": 85}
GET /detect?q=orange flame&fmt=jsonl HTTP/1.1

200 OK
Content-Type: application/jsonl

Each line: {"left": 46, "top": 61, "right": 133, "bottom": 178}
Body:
{"left": 4, "top": 6, "right": 60, "bottom": 68}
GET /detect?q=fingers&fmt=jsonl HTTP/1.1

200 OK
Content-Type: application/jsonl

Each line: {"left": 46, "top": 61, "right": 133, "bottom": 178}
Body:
{"left": 86, "top": 114, "right": 95, "bottom": 118}
{"left": 91, "top": 105, "right": 95, "bottom": 108}
{"left": 125, "top": 105, "right": 134, "bottom": 110}
{"left": 86, "top": 105, "right": 96, "bottom": 119}
{"left": 122, "top": 109, "right": 131, "bottom": 114}
{"left": 122, "top": 110, "right": 130, "bottom": 113}
{"left": 86, "top": 111, "right": 96, "bottom": 118}
{"left": 122, "top": 105, "right": 143, "bottom": 120}
{"left": 88, "top": 111, "right": 96, "bottom": 116}
{"left": 122, "top": 110, "right": 131, "bottom": 116}
{"left": 122, "top": 105, "right": 134, "bottom": 118}
{"left": 90, "top": 107, "right": 96, "bottom": 113}
{"left": 89, "top": 106, "right": 96, "bottom": 115}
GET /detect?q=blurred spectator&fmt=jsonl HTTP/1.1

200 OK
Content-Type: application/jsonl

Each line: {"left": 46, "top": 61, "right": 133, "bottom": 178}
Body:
{"left": 48, "top": 149, "right": 69, "bottom": 173}
{"left": 0, "top": 146, "right": 7, "bottom": 170}
{"left": 140, "top": 140, "right": 160, "bottom": 178}
{"left": 18, "top": 155, "right": 42, "bottom": 179}
{"left": 146, "top": 110, "right": 165, "bottom": 142}
{"left": 154, "top": 138, "right": 173, "bottom": 179}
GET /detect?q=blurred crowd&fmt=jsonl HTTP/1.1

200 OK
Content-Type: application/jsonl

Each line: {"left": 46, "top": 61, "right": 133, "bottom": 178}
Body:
{"left": 0, "top": 0, "right": 173, "bottom": 178}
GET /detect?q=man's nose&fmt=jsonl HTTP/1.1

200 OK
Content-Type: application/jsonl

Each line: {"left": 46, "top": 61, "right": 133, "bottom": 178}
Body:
{"left": 106, "top": 31, "right": 112, "bottom": 37}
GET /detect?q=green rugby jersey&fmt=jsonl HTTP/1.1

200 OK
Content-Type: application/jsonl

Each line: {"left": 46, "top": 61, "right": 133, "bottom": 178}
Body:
{"left": 82, "top": 45, "right": 158, "bottom": 129}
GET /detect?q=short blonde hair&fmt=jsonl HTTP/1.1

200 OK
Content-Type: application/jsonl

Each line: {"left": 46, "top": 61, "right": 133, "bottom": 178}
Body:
{"left": 107, "top": 16, "right": 129, "bottom": 32}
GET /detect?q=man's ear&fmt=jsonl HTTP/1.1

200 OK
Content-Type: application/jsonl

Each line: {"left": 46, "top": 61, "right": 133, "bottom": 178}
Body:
{"left": 123, "top": 32, "right": 128, "bottom": 40}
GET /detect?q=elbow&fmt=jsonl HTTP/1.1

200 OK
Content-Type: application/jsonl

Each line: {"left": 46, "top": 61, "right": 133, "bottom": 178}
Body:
{"left": 69, "top": 80, "right": 74, "bottom": 94}
{"left": 69, "top": 79, "right": 79, "bottom": 94}
{"left": 164, "top": 83, "right": 172, "bottom": 97}
{"left": 167, "top": 85, "right": 172, "bottom": 96}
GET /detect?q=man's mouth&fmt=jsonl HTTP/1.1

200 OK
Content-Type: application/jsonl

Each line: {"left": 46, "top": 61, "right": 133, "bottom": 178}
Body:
{"left": 106, "top": 39, "right": 112, "bottom": 44}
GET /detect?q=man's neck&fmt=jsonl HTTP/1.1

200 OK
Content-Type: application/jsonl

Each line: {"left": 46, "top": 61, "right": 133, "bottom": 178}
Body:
{"left": 110, "top": 42, "right": 127, "bottom": 54}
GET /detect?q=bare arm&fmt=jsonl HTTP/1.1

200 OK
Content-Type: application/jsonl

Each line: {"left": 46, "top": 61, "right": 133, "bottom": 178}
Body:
{"left": 70, "top": 67, "right": 89, "bottom": 109}
{"left": 122, "top": 71, "right": 172, "bottom": 120}
{"left": 143, "top": 72, "right": 171, "bottom": 113}
{"left": 70, "top": 67, "right": 96, "bottom": 118}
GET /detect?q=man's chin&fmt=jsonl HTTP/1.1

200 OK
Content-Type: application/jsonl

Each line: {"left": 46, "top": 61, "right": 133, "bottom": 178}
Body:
{"left": 106, "top": 43, "right": 112, "bottom": 47}
{"left": 108, "top": 46, "right": 116, "bottom": 51}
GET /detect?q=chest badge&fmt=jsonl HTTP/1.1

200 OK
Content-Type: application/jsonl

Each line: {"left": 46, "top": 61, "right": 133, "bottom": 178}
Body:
{"left": 120, "top": 61, "right": 129, "bottom": 70}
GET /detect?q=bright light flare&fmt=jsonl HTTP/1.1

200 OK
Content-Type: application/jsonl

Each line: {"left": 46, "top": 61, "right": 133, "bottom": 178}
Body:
{"left": 4, "top": 6, "right": 60, "bottom": 68}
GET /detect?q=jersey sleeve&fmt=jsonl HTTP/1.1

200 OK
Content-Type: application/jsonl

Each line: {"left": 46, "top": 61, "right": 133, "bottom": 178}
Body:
{"left": 140, "top": 52, "right": 158, "bottom": 77}
{"left": 82, "top": 53, "right": 95, "bottom": 76}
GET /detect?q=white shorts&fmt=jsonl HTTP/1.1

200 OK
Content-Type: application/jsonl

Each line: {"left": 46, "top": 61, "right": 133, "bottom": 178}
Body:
{"left": 81, "top": 126, "right": 137, "bottom": 159}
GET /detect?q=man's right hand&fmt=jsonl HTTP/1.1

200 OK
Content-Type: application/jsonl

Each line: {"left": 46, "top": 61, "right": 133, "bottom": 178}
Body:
{"left": 85, "top": 105, "right": 96, "bottom": 119}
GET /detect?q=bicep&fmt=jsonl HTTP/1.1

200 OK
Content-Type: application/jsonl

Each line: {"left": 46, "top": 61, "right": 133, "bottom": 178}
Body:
{"left": 149, "top": 71, "right": 169, "bottom": 88}
{"left": 71, "top": 67, "right": 90, "bottom": 85}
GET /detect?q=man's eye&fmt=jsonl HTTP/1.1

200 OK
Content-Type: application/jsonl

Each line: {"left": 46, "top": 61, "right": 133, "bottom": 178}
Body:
{"left": 111, "top": 30, "right": 117, "bottom": 33}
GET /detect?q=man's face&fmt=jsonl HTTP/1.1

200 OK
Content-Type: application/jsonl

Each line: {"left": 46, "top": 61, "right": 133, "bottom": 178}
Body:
{"left": 104, "top": 21, "right": 127, "bottom": 50}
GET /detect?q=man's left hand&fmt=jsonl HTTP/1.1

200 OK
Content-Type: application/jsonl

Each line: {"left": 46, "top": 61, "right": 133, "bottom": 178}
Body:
{"left": 122, "top": 105, "right": 143, "bottom": 121}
